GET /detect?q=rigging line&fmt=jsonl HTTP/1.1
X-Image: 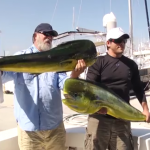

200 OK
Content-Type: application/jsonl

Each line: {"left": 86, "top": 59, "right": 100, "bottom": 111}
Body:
{"left": 144, "top": 0, "right": 150, "bottom": 40}
{"left": 72, "top": 7, "right": 75, "bottom": 31}
{"left": 135, "top": 0, "right": 141, "bottom": 20}
{"left": 110, "top": 0, "right": 111, "bottom": 12}
{"left": 51, "top": 0, "right": 59, "bottom": 23}
{"left": 77, "top": 0, "right": 83, "bottom": 26}
{"left": 135, "top": 0, "right": 143, "bottom": 42}
{"left": 137, "top": 0, "right": 140, "bottom": 8}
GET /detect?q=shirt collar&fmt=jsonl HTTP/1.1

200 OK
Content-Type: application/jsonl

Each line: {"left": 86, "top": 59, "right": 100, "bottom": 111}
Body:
{"left": 30, "top": 44, "right": 40, "bottom": 53}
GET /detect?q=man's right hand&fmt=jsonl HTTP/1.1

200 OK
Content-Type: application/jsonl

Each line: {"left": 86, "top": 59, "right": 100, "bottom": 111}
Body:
{"left": 97, "top": 107, "right": 107, "bottom": 114}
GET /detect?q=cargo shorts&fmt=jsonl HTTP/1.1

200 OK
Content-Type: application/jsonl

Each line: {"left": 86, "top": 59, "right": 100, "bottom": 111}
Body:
{"left": 17, "top": 121, "right": 66, "bottom": 150}
{"left": 84, "top": 115, "right": 134, "bottom": 150}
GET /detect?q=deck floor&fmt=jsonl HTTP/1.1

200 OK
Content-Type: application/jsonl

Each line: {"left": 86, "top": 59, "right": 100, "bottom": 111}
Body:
{"left": 1, "top": 91, "right": 150, "bottom": 131}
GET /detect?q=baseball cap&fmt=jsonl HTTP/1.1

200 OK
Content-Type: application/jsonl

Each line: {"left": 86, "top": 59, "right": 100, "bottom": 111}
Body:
{"left": 106, "top": 27, "right": 129, "bottom": 41}
{"left": 34, "top": 23, "right": 58, "bottom": 37}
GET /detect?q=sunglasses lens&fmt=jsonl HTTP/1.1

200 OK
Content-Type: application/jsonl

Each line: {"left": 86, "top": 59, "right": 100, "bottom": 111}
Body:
{"left": 110, "top": 38, "right": 127, "bottom": 44}
{"left": 44, "top": 32, "right": 52, "bottom": 36}
{"left": 116, "top": 39, "right": 123, "bottom": 43}
{"left": 38, "top": 31, "right": 52, "bottom": 36}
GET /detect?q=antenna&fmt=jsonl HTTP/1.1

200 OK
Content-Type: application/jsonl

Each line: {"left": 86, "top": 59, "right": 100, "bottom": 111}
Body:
{"left": 51, "top": 0, "right": 59, "bottom": 23}
{"left": 110, "top": 0, "right": 112, "bottom": 12}
{"left": 0, "top": 31, "right": 4, "bottom": 103}
{"left": 128, "top": 0, "right": 134, "bottom": 58}
{"left": 77, "top": 0, "right": 83, "bottom": 26}
{"left": 72, "top": 7, "right": 75, "bottom": 31}
{"left": 144, "top": 0, "right": 150, "bottom": 40}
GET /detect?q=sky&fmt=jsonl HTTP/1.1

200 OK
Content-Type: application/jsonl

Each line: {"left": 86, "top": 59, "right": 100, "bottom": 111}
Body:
{"left": 0, "top": 0, "right": 150, "bottom": 56}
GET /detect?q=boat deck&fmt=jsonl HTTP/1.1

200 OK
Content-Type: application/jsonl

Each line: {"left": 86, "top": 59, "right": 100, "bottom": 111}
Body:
{"left": 1, "top": 91, "right": 150, "bottom": 150}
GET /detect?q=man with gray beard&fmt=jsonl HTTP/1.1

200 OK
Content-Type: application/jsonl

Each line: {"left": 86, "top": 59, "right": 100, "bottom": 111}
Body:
{"left": 33, "top": 23, "right": 54, "bottom": 51}
{"left": 1, "top": 23, "right": 87, "bottom": 150}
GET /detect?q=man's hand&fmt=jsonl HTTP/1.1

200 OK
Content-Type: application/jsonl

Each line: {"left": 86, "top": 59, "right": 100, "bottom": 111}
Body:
{"left": 97, "top": 107, "right": 107, "bottom": 114}
{"left": 70, "top": 59, "right": 87, "bottom": 78}
{"left": 141, "top": 102, "right": 150, "bottom": 123}
{"left": 142, "top": 110, "right": 150, "bottom": 123}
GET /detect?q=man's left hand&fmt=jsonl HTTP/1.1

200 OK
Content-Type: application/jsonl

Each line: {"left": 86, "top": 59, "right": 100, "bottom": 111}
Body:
{"left": 142, "top": 110, "right": 150, "bottom": 123}
{"left": 70, "top": 59, "right": 87, "bottom": 78}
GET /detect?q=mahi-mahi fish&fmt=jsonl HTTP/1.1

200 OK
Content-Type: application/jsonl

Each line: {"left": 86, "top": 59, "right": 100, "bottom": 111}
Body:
{"left": 0, "top": 40, "right": 97, "bottom": 73}
{"left": 62, "top": 78, "right": 146, "bottom": 122}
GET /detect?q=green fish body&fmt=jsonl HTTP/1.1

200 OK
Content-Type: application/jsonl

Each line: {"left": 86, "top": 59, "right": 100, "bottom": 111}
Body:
{"left": 62, "top": 78, "right": 146, "bottom": 122}
{"left": 0, "top": 40, "right": 96, "bottom": 73}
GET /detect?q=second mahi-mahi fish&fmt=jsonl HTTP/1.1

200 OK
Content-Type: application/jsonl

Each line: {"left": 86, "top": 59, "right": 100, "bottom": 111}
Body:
{"left": 62, "top": 78, "right": 146, "bottom": 122}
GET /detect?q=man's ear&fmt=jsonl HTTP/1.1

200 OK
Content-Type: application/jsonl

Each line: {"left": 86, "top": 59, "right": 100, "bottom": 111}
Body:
{"left": 32, "top": 33, "right": 36, "bottom": 43}
{"left": 106, "top": 41, "right": 110, "bottom": 46}
{"left": 106, "top": 41, "right": 111, "bottom": 49}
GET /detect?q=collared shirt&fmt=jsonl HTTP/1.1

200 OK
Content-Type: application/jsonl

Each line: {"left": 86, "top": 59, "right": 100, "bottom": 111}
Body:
{"left": 1, "top": 45, "right": 69, "bottom": 131}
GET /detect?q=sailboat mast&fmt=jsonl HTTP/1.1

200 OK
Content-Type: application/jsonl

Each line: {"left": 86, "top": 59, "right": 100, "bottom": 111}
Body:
{"left": 144, "top": 0, "right": 150, "bottom": 40}
{"left": 128, "top": 0, "right": 133, "bottom": 57}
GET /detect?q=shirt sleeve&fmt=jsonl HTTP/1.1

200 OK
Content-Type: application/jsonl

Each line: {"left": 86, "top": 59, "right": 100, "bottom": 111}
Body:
{"left": 57, "top": 72, "right": 69, "bottom": 90}
{"left": 1, "top": 71, "right": 16, "bottom": 84}
{"left": 86, "top": 57, "right": 101, "bottom": 83}
{"left": 1, "top": 50, "right": 24, "bottom": 84}
{"left": 131, "top": 62, "right": 147, "bottom": 103}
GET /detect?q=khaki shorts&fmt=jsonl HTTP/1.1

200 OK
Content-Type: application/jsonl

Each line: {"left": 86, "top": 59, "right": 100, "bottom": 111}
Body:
{"left": 17, "top": 122, "right": 66, "bottom": 150}
{"left": 84, "top": 115, "right": 134, "bottom": 150}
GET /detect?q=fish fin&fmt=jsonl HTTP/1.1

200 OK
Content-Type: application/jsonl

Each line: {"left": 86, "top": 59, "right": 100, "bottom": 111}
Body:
{"left": 30, "top": 73, "right": 41, "bottom": 76}
{"left": 56, "top": 71, "right": 67, "bottom": 73}
{"left": 60, "top": 59, "right": 77, "bottom": 67}
{"left": 75, "top": 78, "right": 127, "bottom": 102}
{"left": 57, "top": 40, "right": 75, "bottom": 47}
{"left": 57, "top": 41, "right": 68, "bottom": 47}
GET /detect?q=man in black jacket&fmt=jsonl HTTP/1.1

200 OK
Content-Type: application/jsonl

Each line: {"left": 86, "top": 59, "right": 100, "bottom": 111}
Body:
{"left": 84, "top": 27, "right": 150, "bottom": 150}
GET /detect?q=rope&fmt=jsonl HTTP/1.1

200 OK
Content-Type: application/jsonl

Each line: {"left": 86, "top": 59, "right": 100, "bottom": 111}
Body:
{"left": 63, "top": 114, "right": 88, "bottom": 126}
{"left": 77, "top": 0, "right": 83, "bottom": 26}
{"left": 144, "top": 80, "right": 150, "bottom": 91}
{"left": 51, "top": 0, "right": 59, "bottom": 23}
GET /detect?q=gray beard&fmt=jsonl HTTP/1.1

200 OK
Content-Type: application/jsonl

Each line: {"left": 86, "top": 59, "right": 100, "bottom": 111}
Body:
{"left": 36, "top": 36, "right": 52, "bottom": 51}
{"left": 37, "top": 42, "right": 52, "bottom": 51}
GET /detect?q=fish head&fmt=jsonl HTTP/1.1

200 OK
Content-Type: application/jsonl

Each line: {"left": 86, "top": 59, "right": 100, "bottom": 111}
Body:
{"left": 62, "top": 93, "right": 102, "bottom": 114}
{"left": 62, "top": 78, "right": 102, "bottom": 114}
{"left": 62, "top": 91, "right": 90, "bottom": 113}
{"left": 62, "top": 78, "right": 91, "bottom": 113}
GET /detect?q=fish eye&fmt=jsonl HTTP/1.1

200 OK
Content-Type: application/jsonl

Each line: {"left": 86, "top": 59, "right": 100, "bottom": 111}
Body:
{"left": 64, "top": 94, "right": 71, "bottom": 99}
{"left": 74, "top": 93, "right": 78, "bottom": 97}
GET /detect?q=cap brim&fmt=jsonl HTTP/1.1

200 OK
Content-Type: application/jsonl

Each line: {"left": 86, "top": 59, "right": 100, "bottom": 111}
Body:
{"left": 39, "top": 30, "right": 58, "bottom": 37}
{"left": 49, "top": 30, "right": 58, "bottom": 37}
{"left": 44, "top": 30, "right": 58, "bottom": 36}
{"left": 120, "top": 34, "right": 130, "bottom": 39}
{"left": 106, "top": 34, "right": 130, "bottom": 41}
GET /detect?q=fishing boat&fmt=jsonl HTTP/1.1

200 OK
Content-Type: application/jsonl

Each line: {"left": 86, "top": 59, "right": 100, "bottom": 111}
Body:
{"left": 52, "top": 0, "right": 150, "bottom": 94}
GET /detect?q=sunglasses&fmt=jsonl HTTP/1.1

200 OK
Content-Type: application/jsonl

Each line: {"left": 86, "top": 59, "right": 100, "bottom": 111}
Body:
{"left": 109, "top": 38, "right": 127, "bottom": 44}
{"left": 38, "top": 31, "right": 53, "bottom": 37}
